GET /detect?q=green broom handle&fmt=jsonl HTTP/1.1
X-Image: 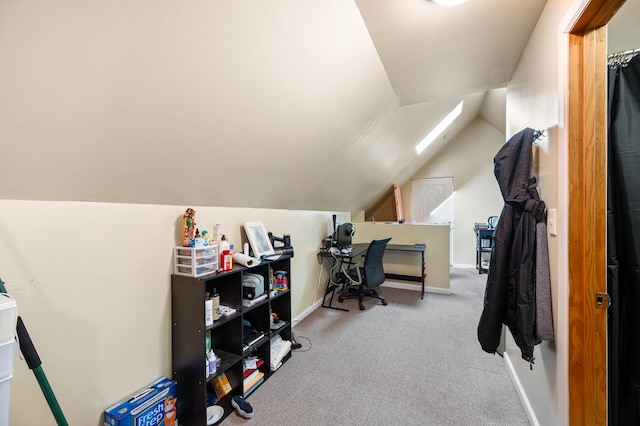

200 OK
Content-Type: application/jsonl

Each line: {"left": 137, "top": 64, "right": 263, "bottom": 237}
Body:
{"left": 0, "top": 278, "right": 68, "bottom": 426}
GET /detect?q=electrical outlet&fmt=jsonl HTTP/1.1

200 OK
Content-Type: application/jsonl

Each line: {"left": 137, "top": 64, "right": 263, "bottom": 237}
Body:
{"left": 547, "top": 209, "right": 557, "bottom": 236}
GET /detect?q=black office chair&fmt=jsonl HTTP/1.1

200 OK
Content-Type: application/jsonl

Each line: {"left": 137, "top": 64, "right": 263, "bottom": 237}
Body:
{"left": 338, "top": 237, "right": 392, "bottom": 310}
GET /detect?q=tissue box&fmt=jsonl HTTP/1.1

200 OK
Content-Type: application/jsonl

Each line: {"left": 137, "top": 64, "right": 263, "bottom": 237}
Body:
{"left": 103, "top": 377, "right": 177, "bottom": 426}
{"left": 190, "top": 238, "right": 208, "bottom": 248}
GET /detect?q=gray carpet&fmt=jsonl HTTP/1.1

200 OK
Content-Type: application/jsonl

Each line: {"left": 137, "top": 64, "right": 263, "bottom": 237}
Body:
{"left": 222, "top": 267, "right": 530, "bottom": 426}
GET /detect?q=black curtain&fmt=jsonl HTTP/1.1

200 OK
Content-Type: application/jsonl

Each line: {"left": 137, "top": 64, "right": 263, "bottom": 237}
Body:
{"left": 608, "top": 53, "right": 640, "bottom": 426}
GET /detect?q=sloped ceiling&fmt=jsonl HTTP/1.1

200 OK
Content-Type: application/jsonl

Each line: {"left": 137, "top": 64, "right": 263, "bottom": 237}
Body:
{"left": 355, "top": 0, "right": 547, "bottom": 105}
{"left": 0, "top": 1, "right": 546, "bottom": 213}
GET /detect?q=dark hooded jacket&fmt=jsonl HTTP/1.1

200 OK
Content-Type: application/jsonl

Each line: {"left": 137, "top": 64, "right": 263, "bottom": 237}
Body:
{"left": 477, "top": 127, "right": 547, "bottom": 363}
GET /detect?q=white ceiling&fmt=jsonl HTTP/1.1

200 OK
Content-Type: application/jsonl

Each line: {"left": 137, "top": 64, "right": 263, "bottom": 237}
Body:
{"left": 0, "top": 1, "right": 547, "bottom": 213}
{"left": 355, "top": 0, "right": 547, "bottom": 105}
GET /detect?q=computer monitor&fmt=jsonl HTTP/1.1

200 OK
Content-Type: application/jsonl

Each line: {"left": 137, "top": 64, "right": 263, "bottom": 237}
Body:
{"left": 335, "top": 223, "right": 354, "bottom": 249}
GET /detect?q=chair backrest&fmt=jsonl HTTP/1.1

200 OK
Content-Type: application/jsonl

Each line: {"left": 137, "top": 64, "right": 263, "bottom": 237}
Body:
{"left": 362, "top": 237, "right": 392, "bottom": 288}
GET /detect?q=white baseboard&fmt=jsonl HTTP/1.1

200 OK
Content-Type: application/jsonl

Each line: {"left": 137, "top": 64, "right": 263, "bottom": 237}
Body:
{"left": 504, "top": 351, "right": 539, "bottom": 426}
{"left": 292, "top": 298, "right": 323, "bottom": 328}
{"left": 381, "top": 280, "right": 452, "bottom": 295}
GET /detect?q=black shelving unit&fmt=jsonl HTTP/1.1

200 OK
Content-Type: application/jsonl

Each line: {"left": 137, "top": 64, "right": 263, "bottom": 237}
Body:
{"left": 171, "top": 256, "right": 292, "bottom": 426}
{"left": 475, "top": 228, "right": 494, "bottom": 274}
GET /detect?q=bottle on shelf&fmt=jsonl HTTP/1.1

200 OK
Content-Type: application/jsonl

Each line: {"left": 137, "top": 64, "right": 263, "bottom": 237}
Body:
{"left": 220, "top": 235, "right": 232, "bottom": 271}
{"left": 208, "top": 350, "right": 217, "bottom": 375}
{"left": 212, "top": 288, "right": 220, "bottom": 321}
{"left": 205, "top": 292, "right": 214, "bottom": 326}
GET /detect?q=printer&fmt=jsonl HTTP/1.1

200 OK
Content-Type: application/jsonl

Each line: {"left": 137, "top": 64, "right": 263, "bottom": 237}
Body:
{"left": 242, "top": 273, "right": 265, "bottom": 300}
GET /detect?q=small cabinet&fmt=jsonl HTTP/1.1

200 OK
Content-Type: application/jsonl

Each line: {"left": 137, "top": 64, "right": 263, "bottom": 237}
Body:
{"left": 171, "top": 256, "right": 292, "bottom": 426}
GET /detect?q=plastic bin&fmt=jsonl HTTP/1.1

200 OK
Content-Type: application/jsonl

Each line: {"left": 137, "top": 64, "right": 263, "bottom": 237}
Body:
{"left": 0, "top": 340, "right": 13, "bottom": 378}
{"left": 0, "top": 295, "right": 17, "bottom": 342}
{"left": 0, "top": 373, "right": 12, "bottom": 426}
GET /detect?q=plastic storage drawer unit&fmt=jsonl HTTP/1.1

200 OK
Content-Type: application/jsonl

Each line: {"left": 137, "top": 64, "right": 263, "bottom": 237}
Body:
{"left": 174, "top": 245, "right": 219, "bottom": 277}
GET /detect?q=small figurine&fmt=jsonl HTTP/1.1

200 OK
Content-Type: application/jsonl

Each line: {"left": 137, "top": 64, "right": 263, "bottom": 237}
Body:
{"left": 182, "top": 208, "right": 196, "bottom": 247}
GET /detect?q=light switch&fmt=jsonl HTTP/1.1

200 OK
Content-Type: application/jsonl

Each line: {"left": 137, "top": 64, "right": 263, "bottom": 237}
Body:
{"left": 547, "top": 208, "right": 557, "bottom": 236}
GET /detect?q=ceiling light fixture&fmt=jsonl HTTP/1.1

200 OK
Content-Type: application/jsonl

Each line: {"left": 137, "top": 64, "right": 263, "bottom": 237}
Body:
{"left": 415, "top": 101, "right": 464, "bottom": 154}
{"left": 430, "top": 0, "right": 468, "bottom": 6}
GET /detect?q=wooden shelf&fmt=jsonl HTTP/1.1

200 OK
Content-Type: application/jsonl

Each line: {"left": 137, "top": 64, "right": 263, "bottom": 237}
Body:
{"left": 171, "top": 255, "right": 292, "bottom": 425}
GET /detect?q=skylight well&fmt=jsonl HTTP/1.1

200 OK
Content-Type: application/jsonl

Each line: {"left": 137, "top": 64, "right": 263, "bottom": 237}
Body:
{"left": 415, "top": 101, "right": 464, "bottom": 155}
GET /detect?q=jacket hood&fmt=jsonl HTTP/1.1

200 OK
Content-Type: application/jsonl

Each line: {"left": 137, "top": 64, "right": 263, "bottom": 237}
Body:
{"left": 493, "top": 127, "right": 536, "bottom": 203}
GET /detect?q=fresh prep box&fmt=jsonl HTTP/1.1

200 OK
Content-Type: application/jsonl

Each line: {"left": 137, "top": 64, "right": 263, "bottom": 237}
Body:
{"left": 103, "top": 377, "right": 177, "bottom": 426}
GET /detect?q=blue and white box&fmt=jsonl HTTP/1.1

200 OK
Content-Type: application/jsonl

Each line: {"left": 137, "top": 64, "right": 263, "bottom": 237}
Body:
{"left": 103, "top": 377, "right": 177, "bottom": 426}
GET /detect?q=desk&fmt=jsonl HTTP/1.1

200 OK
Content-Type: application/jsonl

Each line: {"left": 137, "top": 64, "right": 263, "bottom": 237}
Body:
{"left": 384, "top": 244, "right": 426, "bottom": 299}
{"left": 319, "top": 243, "right": 426, "bottom": 311}
{"left": 319, "top": 244, "right": 368, "bottom": 312}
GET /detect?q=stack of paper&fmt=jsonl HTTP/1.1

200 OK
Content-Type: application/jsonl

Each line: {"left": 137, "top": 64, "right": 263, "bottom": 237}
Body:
{"left": 270, "top": 335, "right": 292, "bottom": 371}
{"left": 243, "top": 370, "right": 265, "bottom": 394}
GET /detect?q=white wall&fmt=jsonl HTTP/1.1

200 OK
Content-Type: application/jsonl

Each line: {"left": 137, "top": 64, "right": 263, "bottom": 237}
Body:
{"left": 504, "top": 0, "right": 572, "bottom": 424}
{"left": 0, "top": 0, "right": 488, "bottom": 215}
{"left": 352, "top": 222, "right": 450, "bottom": 292}
{"left": 401, "top": 118, "right": 505, "bottom": 267}
{"left": 0, "top": 200, "right": 339, "bottom": 425}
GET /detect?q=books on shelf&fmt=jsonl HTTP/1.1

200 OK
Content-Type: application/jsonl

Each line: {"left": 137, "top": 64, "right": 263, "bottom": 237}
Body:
{"left": 242, "top": 331, "right": 265, "bottom": 352}
{"left": 243, "top": 331, "right": 264, "bottom": 347}
{"left": 242, "top": 293, "right": 268, "bottom": 307}
{"left": 243, "top": 369, "right": 260, "bottom": 385}
{"left": 243, "top": 359, "right": 264, "bottom": 379}
{"left": 244, "top": 377, "right": 264, "bottom": 396}
{"left": 243, "top": 371, "right": 265, "bottom": 393}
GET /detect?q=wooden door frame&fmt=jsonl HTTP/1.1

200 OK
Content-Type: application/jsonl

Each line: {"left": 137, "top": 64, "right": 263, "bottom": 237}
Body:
{"left": 561, "top": 0, "right": 626, "bottom": 424}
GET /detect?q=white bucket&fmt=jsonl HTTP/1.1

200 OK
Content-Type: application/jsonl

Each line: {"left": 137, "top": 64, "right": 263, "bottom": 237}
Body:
{"left": 0, "top": 373, "right": 12, "bottom": 426}
{"left": 0, "top": 294, "right": 17, "bottom": 342}
{"left": 0, "top": 340, "right": 14, "bottom": 378}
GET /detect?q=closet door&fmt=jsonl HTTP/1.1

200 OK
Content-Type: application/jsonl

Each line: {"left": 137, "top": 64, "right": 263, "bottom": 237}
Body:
{"left": 410, "top": 177, "right": 453, "bottom": 224}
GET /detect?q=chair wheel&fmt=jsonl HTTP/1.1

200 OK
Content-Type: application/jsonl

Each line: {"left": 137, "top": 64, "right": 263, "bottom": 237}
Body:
{"left": 338, "top": 296, "right": 344, "bottom": 303}
{"left": 382, "top": 300, "right": 388, "bottom": 306}
{"left": 359, "top": 304, "right": 365, "bottom": 310}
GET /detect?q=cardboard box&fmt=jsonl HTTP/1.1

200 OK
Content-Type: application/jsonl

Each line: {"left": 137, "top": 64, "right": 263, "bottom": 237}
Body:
{"left": 103, "top": 377, "right": 177, "bottom": 426}
{"left": 212, "top": 373, "right": 232, "bottom": 399}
